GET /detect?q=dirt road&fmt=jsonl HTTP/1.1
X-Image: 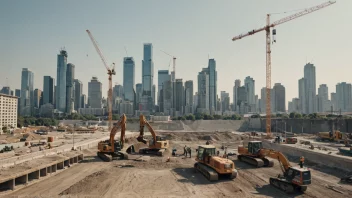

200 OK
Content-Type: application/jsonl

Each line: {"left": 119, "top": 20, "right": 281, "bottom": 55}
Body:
{"left": 5, "top": 132, "right": 352, "bottom": 198}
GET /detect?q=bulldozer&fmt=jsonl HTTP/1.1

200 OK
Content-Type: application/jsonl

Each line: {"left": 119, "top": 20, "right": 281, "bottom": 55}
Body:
{"left": 136, "top": 115, "right": 169, "bottom": 156}
{"left": 194, "top": 145, "right": 237, "bottom": 181}
{"left": 97, "top": 114, "right": 128, "bottom": 162}
{"left": 238, "top": 141, "right": 274, "bottom": 167}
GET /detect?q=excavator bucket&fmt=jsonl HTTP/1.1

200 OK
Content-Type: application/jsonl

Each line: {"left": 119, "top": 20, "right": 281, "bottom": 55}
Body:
{"left": 137, "top": 136, "right": 147, "bottom": 144}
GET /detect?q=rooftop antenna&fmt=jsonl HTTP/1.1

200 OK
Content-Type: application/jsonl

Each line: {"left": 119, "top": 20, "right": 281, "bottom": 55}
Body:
{"left": 124, "top": 46, "right": 128, "bottom": 57}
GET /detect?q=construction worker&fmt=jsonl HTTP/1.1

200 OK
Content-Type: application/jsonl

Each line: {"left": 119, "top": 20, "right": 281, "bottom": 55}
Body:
{"left": 184, "top": 145, "right": 187, "bottom": 157}
{"left": 299, "top": 156, "right": 305, "bottom": 168}
{"left": 187, "top": 147, "right": 192, "bottom": 158}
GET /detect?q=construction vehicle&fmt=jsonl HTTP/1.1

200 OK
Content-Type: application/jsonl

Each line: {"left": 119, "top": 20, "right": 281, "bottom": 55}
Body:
{"left": 137, "top": 115, "right": 169, "bottom": 156}
{"left": 238, "top": 141, "right": 311, "bottom": 192}
{"left": 194, "top": 145, "right": 237, "bottom": 181}
{"left": 231, "top": 1, "right": 335, "bottom": 138}
{"left": 274, "top": 136, "right": 297, "bottom": 144}
{"left": 238, "top": 141, "right": 275, "bottom": 167}
{"left": 317, "top": 130, "right": 346, "bottom": 142}
{"left": 97, "top": 114, "right": 128, "bottom": 162}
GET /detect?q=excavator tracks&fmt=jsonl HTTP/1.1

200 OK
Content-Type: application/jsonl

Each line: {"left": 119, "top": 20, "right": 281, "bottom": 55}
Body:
{"left": 238, "top": 155, "right": 274, "bottom": 168}
{"left": 269, "top": 177, "right": 306, "bottom": 193}
{"left": 194, "top": 162, "right": 219, "bottom": 181}
{"left": 97, "top": 152, "right": 112, "bottom": 162}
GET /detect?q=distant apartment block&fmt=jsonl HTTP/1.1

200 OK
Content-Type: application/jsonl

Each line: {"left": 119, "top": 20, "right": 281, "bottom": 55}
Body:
{"left": 0, "top": 94, "right": 18, "bottom": 133}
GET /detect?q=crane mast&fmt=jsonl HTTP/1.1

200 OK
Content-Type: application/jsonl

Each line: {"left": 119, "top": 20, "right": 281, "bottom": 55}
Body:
{"left": 231, "top": 1, "right": 335, "bottom": 137}
{"left": 86, "top": 30, "right": 116, "bottom": 131}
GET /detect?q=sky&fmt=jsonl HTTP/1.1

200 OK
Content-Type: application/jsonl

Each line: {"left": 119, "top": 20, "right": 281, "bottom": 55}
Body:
{"left": 1, "top": 0, "right": 351, "bottom": 107}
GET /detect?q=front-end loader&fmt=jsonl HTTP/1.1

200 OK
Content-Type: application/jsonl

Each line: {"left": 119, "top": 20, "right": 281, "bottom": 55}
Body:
{"left": 136, "top": 115, "right": 169, "bottom": 156}
{"left": 194, "top": 145, "right": 237, "bottom": 181}
{"left": 238, "top": 141, "right": 274, "bottom": 167}
{"left": 97, "top": 114, "right": 128, "bottom": 162}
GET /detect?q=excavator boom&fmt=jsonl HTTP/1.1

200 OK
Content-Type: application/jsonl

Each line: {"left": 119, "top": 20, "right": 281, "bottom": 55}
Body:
{"left": 137, "top": 115, "right": 157, "bottom": 145}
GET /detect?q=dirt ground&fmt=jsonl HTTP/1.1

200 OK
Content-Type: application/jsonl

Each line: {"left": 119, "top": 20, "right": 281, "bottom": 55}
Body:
{"left": 5, "top": 132, "right": 352, "bottom": 198}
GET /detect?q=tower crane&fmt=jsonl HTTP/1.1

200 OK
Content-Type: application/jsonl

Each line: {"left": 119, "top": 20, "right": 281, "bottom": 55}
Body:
{"left": 231, "top": 1, "right": 336, "bottom": 137}
{"left": 86, "top": 29, "right": 116, "bottom": 131}
{"left": 160, "top": 50, "right": 176, "bottom": 82}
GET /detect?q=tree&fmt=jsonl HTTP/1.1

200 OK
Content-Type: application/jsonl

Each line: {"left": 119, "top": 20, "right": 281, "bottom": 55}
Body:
{"left": 2, "top": 126, "right": 7, "bottom": 133}
{"left": 186, "top": 114, "right": 195, "bottom": 121}
{"left": 213, "top": 114, "right": 222, "bottom": 120}
{"left": 294, "top": 113, "right": 302, "bottom": 119}
{"left": 289, "top": 112, "right": 295, "bottom": 119}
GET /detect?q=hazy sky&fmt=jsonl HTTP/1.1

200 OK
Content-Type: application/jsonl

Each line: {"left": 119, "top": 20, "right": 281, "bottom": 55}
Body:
{"left": 1, "top": 0, "right": 351, "bottom": 106}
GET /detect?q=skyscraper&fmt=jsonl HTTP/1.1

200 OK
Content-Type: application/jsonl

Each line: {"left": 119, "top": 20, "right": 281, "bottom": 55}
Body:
{"left": 135, "top": 83, "right": 143, "bottom": 110}
{"left": 152, "top": 84, "right": 156, "bottom": 106}
{"left": 336, "top": 82, "right": 352, "bottom": 112}
{"left": 33, "top": 89, "right": 42, "bottom": 108}
{"left": 15, "top": 89, "right": 21, "bottom": 115}
{"left": 56, "top": 50, "right": 68, "bottom": 112}
{"left": 175, "top": 79, "right": 184, "bottom": 114}
{"left": 220, "top": 91, "right": 230, "bottom": 112}
{"left": 43, "top": 76, "right": 54, "bottom": 105}
{"left": 273, "top": 83, "right": 286, "bottom": 112}
{"left": 162, "top": 80, "right": 173, "bottom": 114}
{"left": 304, "top": 63, "right": 316, "bottom": 113}
{"left": 81, "top": 94, "right": 86, "bottom": 108}
{"left": 184, "top": 80, "right": 193, "bottom": 114}
{"left": 66, "top": 63, "right": 75, "bottom": 113}
{"left": 158, "top": 70, "right": 170, "bottom": 109}
{"left": 197, "top": 71, "right": 209, "bottom": 113}
{"left": 142, "top": 44, "right": 154, "bottom": 97}
{"left": 123, "top": 57, "right": 135, "bottom": 103}
{"left": 260, "top": 87, "right": 275, "bottom": 113}
{"left": 0, "top": 87, "right": 11, "bottom": 95}
{"left": 113, "top": 85, "right": 124, "bottom": 99}
{"left": 74, "top": 79, "right": 82, "bottom": 111}
{"left": 331, "top": 92, "right": 337, "bottom": 111}
{"left": 244, "top": 76, "right": 255, "bottom": 106}
{"left": 317, "top": 84, "right": 329, "bottom": 112}
{"left": 208, "top": 59, "right": 217, "bottom": 113}
{"left": 88, "top": 77, "right": 102, "bottom": 108}
{"left": 298, "top": 78, "right": 307, "bottom": 114}
{"left": 233, "top": 79, "right": 241, "bottom": 111}
{"left": 20, "top": 68, "right": 34, "bottom": 116}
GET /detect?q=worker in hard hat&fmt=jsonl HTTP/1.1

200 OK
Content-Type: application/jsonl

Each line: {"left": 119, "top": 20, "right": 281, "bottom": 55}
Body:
{"left": 299, "top": 156, "right": 305, "bottom": 168}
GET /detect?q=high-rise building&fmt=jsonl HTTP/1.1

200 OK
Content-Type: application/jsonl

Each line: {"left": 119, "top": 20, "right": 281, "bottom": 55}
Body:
{"left": 331, "top": 92, "right": 337, "bottom": 111}
{"left": 15, "top": 89, "right": 21, "bottom": 114}
{"left": 184, "top": 80, "right": 193, "bottom": 114}
{"left": 20, "top": 68, "right": 34, "bottom": 116}
{"left": 304, "top": 63, "right": 316, "bottom": 113}
{"left": 220, "top": 91, "right": 230, "bottom": 112}
{"left": 298, "top": 78, "right": 307, "bottom": 114}
{"left": 197, "top": 71, "right": 209, "bottom": 113}
{"left": 119, "top": 101, "right": 134, "bottom": 116}
{"left": 244, "top": 76, "right": 255, "bottom": 106}
{"left": 81, "top": 94, "right": 86, "bottom": 108}
{"left": 260, "top": 87, "right": 275, "bottom": 113}
{"left": 123, "top": 57, "right": 135, "bottom": 104}
{"left": 233, "top": 79, "right": 241, "bottom": 111}
{"left": 237, "top": 86, "right": 248, "bottom": 114}
{"left": 88, "top": 77, "right": 102, "bottom": 108}
{"left": 0, "top": 94, "right": 18, "bottom": 133}
{"left": 158, "top": 70, "right": 170, "bottom": 109}
{"left": 336, "top": 82, "right": 352, "bottom": 112}
{"left": 208, "top": 59, "right": 217, "bottom": 113}
{"left": 152, "top": 84, "right": 156, "bottom": 106}
{"left": 135, "top": 83, "right": 143, "bottom": 110}
{"left": 66, "top": 63, "right": 75, "bottom": 113}
{"left": 113, "top": 85, "right": 124, "bottom": 99}
{"left": 162, "top": 80, "right": 173, "bottom": 115}
{"left": 175, "top": 79, "right": 184, "bottom": 114}
{"left": 317, "top": 84, "right": 329, "bottom": 113}
{"left": 273, "top": 83, "right": 286, "bottom": 112}
{"left": 43, "top": 76, "right": 54, "bottom": 105}
{"left": 74, "top": 79, "right": 82, "bottom": 111}
{"left": 33, "top": 89, "right": 42, "bottom": 108}
{"left": 0, "top": 86, "right": 11, "bottom": 95}
{"left": 142, "top": 44, "right": 154, "bottom": 97}
{"left": 56, "top": 50, "right": 68, "bottom": 112}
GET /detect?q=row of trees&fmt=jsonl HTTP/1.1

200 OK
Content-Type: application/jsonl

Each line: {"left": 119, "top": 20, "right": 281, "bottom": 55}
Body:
{"left": 250, "top": 112, "right": 345, "bottom": 119}
{"left": 172, "top": 113, "right": 242, "bottom": 121}
{"left": 17, "top": 116, "right": 59, "bottom": 128}
{"left": 61, "top": 113, "right": 99, "bottom": 121}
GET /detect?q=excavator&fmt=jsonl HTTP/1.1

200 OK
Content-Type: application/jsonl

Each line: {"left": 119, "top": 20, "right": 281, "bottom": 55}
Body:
{"left": 136, "top": 115, "right": 169, "bottom": 156}
{"left": 238, "top": 141, "right": 274, "bottom": 167}
{"left": 194, "top": 145, "right": 237, "bottom": 181}
{"left": 97, "top": 114, "right": 128, "bottom": 162}
{"left": 239, "top": 141, "right": 311, "bottom": 193}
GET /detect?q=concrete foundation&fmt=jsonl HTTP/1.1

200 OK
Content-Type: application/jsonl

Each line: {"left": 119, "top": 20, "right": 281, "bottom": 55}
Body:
{"left": 70, "top": 158, "right": 74, "bottom": 164}
{"left": 51, "top": 164, "right": 57, "bottom": 172}
{"left": 0, "top": 179, "right": 14, "bottom": 191}
{"left": 28, "top": 170, "right": 40, "bottom": 181}
{"left": 74, "top": 156, "right": 78, "bottom": 163}
{"left": 40, "top": 168, "right": 47, "bottom": 177}
{"left": 64, "top": 160, "right": 69, "bottom": 167}
{"left": 15, "top": 175, "right": 27, "bottom": 185}
{"left": 57, "top": 162, "right": 64, "bottom": 169}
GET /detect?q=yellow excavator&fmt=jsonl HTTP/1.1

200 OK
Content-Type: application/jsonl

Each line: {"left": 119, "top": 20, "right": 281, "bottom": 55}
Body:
{"left": 136, "top": 115, "right": 169, "bottom": 156}
{"left": 194, "top": 145, "right": 237, "bottom": 181}
{"left": 239, "top": 141, "right": 311, "bottom": 192}
{"left": 97, "top": 114, "right": 128, "bottom": 162}
{"left": 238, "top": 141, "right": 275, "bottom": 167}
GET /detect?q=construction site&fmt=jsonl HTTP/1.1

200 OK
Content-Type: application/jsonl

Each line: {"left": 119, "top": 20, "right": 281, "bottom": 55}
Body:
{"left": 0, "top": 117, "right": 351, "bottom": 198}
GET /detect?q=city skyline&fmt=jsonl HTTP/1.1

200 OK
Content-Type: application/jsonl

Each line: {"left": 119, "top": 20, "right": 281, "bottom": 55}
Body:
{"left": 1, "top": 1, "right": 351, "bottom": 107}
